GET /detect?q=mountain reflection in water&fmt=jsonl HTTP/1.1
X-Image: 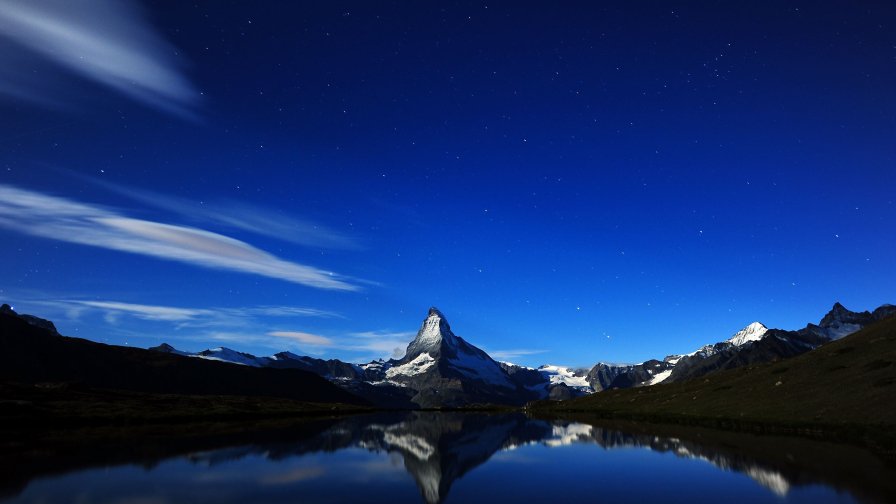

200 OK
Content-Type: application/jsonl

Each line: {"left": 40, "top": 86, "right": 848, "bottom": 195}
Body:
{"left": 3, "top": 412, "right": 893, "bottom": 504}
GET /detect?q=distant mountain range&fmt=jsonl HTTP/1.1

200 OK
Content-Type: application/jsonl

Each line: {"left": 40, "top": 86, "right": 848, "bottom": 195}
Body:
{"left": 146, "top": 302, "right": 893, "bottom": 407}
{"left": 535, "top": 307, "right": 896, "bottom": 432}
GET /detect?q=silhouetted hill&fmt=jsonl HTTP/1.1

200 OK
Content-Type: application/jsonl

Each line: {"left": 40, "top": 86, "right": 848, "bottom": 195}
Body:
{"left": 0, "top": 309, "right": 367, "bottom": 408}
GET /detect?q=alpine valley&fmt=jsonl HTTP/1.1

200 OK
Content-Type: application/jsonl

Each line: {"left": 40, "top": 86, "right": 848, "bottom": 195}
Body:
{"left": 139, "top": 302, "right": 895, "bottom": 408}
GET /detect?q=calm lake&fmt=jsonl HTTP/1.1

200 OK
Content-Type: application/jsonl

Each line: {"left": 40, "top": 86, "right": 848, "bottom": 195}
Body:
{"left": 3, "top": 412, "right": 893, "bottom": 503}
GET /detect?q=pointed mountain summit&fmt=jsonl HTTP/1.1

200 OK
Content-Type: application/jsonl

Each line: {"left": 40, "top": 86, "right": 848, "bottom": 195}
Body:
{"left": 726, "top": 321, "right": 768, "bottom": 347}
{"left": 811, "top": 302, "right": 875, "bottom": 339}
{"left": 380, "top": 307, "right": 530, "bottom": 407}
{"left": 401, "top": 307, "right": 459, "bottom": 362}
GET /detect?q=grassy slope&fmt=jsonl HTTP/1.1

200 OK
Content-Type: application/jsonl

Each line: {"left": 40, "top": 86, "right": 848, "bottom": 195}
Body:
{"left": 536, "top": 315, "right": 896, "bottom": 429}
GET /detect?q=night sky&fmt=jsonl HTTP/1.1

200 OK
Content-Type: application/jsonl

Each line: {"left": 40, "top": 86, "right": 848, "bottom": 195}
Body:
{"left": 1, "top": 1, "right": 894, "bottom": 367}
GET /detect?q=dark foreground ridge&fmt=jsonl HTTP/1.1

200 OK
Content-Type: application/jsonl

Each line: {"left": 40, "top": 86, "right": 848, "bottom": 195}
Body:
{"left": 0, "top": 305, "right": 369, "bottom": 424}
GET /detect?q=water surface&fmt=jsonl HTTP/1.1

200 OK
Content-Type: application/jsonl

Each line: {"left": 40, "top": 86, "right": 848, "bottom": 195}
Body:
{"left": 3, "top": 412, "right": 892, "bottom": 503}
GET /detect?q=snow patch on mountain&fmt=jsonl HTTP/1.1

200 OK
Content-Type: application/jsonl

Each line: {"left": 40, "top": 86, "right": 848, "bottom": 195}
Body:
{"left": 366, "top": 379, "right": 408, "bottom": 387}
{"left": 361, "top": 360, "right": 391, "bottom": 374}
{"left": 537, "top": 365, "right": 591, "bottom": 390}
{"left": 196, "top": 347, "right": 267, "bottom": 367}
{"left": 386, "top": 352, "right": 435, "bottom": 379}
{"left": 648, "top": 368, "right": 674, "bottom": 385}
{"left": 727, "top": 322, "right": 768, "bottom": 346}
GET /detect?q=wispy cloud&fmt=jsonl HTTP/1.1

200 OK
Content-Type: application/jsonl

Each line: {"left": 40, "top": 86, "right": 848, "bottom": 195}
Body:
{"left": 71, "top": 300, "right": 209, "bottom": 322}
{"left": 350, "top": 330, "right": 417, "bottom": 340}
{"left": 0, "top": 185, "right": 359, "bottom": 290}
{"left": 199, "top": 331, "right": 280, "bottom": 347}
{"left": 341, "top": 330, "right": 416, "bottom": 359}
{"left": 268, "top": 331, "right": 333, "bottom": 346}
{"left": 42, "top": 299, "right": 339, "bottom": 327}
{"left": 488, "top": 348, "right": 549, "bottom": 361}
{"left": 247, "top": 306, "right": 341, "bottom": 318}
{"left": 83, "top": 177, "right": 360, "bottom": 250}
{"left": 249, "top": 329, "right": 414, "bottom": 359}
{"left": 0, "top": 0, "right": 198, "bottom": 116}
{"left": 201, "top": 328, "right": 415, "bottom": 360}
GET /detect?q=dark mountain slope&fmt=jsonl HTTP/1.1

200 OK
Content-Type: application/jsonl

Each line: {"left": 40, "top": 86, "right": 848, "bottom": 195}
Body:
{"left": 664, "top": 328, "right": 829, "bottom": 384}
{"left": 0, "top": 309, "right": 366, "bottom": 406}
{"left": 537, "top": 314, "right": 896, "bottom": 428}
{"left": 594, "top": 303, "right": 894, "bottom": 391}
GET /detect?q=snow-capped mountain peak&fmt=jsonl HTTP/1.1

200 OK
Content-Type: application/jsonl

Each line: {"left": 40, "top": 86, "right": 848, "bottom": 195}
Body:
{"left": 726, "top": 322, "right": 768, "bottom": 347}
{"left": 402, "top": 306, "right": 458, "bottom": 360}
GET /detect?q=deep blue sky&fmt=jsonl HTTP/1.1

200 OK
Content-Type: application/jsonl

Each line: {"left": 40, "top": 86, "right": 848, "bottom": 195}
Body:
{"left": 1, "top": 1, "right": 894, "bottom": 367}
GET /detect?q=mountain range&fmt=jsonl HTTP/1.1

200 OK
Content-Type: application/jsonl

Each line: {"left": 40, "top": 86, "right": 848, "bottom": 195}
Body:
{"left": 148, "top": 302, "right": 894, "bottom": 408}
{"left": 535, "top": 308, "right": 896, "bottom": 440}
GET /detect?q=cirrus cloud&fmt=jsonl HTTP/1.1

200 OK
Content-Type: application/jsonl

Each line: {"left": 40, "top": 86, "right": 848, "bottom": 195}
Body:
{"left": 70, "top": 300, "right": 210, "bottom": 322}
{"left": 488, "top": 348, "right": 549, "bottom": 361}
{"left": 268, "top": 331, "right": 334, "bottom": 346}
{"left": 82, "top": 177, "right": 361, "bottom": 250}
{"left": 0, "top": 0, "right": 198, "bottom": 116}
{"left": 0, "top": 184, "right": 360, "bottom": 290}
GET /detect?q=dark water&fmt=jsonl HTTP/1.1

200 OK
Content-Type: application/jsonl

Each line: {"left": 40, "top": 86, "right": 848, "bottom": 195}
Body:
{"left": 2, "top": 412, "right": 893, "bottom": 503}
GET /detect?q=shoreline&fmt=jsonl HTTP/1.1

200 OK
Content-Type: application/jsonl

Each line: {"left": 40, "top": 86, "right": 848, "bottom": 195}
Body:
{"left": 4, "top": 386, "right": 894, "bottom": 461}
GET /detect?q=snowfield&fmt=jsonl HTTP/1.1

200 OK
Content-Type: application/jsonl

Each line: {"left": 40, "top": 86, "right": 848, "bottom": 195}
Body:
{"left": 537, "top": 365, "right": 592, "bottom": 391}
{"left": 386, "top": 352, "right": 435, "bottom": 379}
